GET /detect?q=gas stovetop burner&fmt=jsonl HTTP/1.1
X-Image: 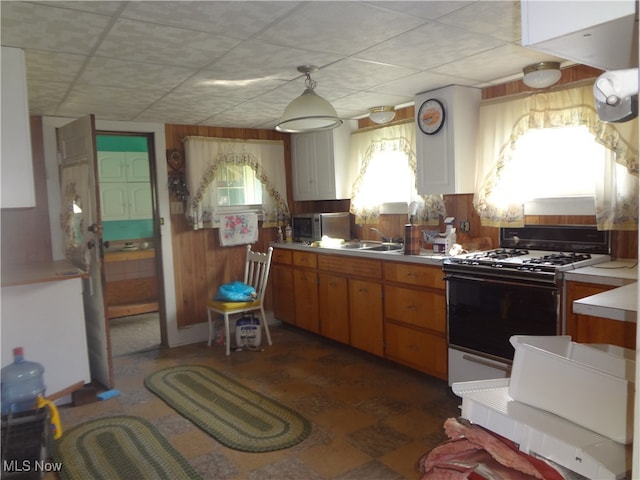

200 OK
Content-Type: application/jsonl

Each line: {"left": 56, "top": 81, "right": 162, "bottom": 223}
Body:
{"left": 484, "top": 248, "right": 530, "bottom": 260}
{"left": 525, "top": 252, "right": 592, "bottom": 266}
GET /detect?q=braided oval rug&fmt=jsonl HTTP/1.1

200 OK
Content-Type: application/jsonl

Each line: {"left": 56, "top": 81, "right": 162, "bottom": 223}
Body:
{"left": 144, "top": 365, "right": 311, "bottom": 452}
{"left": 53, "top": 415, "right": 201, "bottom": 480}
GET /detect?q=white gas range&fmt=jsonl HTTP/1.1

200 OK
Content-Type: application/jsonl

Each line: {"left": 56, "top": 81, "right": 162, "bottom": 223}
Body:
{"left": 443, "top": 225, "right": 611, "bottom": 385}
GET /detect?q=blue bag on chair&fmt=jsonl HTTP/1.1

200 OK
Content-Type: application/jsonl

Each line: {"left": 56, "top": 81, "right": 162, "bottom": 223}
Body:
{"left": 214, "top": 281, "right": 257, "bottom": 302}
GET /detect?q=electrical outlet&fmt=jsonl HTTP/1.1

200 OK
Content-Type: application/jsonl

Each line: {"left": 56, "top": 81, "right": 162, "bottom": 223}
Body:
{"left": 460, "top": 220, "right": 470, "bottom": 233}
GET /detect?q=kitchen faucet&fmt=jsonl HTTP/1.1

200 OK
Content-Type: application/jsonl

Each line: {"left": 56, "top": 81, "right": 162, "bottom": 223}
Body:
{"left": 370, "top": 227, "right": 390, "bottom": 243}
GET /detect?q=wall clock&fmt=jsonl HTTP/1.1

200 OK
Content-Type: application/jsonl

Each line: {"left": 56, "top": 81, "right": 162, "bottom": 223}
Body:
{"left": 418, "top": 98, "right": 445, "bottom": 135}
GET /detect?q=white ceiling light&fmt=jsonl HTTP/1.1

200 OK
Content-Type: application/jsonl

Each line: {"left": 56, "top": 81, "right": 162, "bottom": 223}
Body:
{"left": 369, "top": 106, "right": 396, "bottom": 124}
{"left": 275, "top": 65, "right": 342, "bottom": 133}
{"left": 522, "top": 62, "right": 562, "bottom": 89}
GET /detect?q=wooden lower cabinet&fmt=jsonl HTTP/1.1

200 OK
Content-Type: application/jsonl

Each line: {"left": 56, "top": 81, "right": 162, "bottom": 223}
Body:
{"left": 271, "top": 264, "right": 295, "bottom": 324}
{"left": 293, "top": 267, "right": 319, "bottom": 333}
{"left": 349, "top": 278, "right": 384, "bottom": 356}
{"left": 384, "top": 322, "right": 447, "bottom": 379}
{"left": 318, "top": 273, "right": 350, "bottom": 344}
{"left": 565, "top": 281, "right": 636, "bottom": 349}
{"left": 383, "top": 261, "right": 447, "bottom": 379}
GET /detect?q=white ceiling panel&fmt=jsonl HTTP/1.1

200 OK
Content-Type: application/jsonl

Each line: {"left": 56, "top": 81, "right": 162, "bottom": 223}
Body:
{"left": 0, "top": 0, "right": 587, "bottom": 126}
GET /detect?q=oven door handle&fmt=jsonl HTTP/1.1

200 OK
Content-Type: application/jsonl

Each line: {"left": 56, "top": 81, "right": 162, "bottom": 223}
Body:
{"left": 462, "top": 354, "right": 511, "bottom": 373}
{"left": 443, "top": 273, "right": 558, "bottom": 291}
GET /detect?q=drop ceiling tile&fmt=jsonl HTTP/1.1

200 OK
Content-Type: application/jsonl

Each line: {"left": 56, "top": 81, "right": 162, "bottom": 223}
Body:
{"left": 197, "top": 41, "right": 342, "bottom": 82}
{"left": 65, "top": 84, "right": 162, "bottom": 110}
{"left": 36, "top": 1, "right": 125, "bottom": 16}
{"left": 0, "top": 2, "right": 111, "bottom": 54}
{"left": 24, "top": 51, "right": 86, "bottom": 83}
{"left": 370, "top": 70, "right": 476, "bottom": 98}
{"left": 432, "top": 44, "right": 564, "bottom": 83}
{"left": 437, "top": 0, "right": 521, "bottom": 43}
{"left": 357, "top": 22, "right": 504, "bottom": 70}
{"left": 121, "top": 1, "right": 299, "bottom": 39}
{"left": 317, "top": 59, "right": 419, "bottom": 92}
{"left": 256, "top": 2, "right": 426, "bottom": 56}
{"left": 25, "top": 80, "right": 69, "bottom": 116}
{"left": 371, "top": 1, "right": 474, "bottom": 20}
{"left": 96, "top": 18, "right": 239, "bottom": 68}
{"left": 78, "top": 57, "right": 193, "bottom": 91}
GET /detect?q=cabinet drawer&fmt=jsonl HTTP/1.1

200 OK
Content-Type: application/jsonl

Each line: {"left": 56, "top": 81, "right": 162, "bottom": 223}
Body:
{"left": 293, "top": 251, "right": 317, "bottom": 268}
{"left": 384, "top": 262, "right": 445, "bottom": 289}
{"left": 384, "top": 285, "right": 446, "bottom": 333}
{"left": 272, "top": 248, "right": 292, "bottom": 265}
{"left": 384, "top": 322, "right": 447, "bottom": 379}
{"left": 318, "top": 254, "right": 381, "bottom": 279}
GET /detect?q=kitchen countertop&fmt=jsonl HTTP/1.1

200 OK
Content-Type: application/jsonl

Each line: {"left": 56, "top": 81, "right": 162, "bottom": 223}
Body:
{"left": 564, "top": 259, "right": 637, "bottom": 286}
{"left": 271, "top": 241, "right": 448, "bottom": 266}
{"left": 573, "top": 282, "right": 637, "bottom": 323}
{"left": 1, "top": 260, "right": 87, "bottom": 287}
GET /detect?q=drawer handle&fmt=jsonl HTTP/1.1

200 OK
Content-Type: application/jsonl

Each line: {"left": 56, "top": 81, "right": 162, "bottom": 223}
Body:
{"left": 358, "top": 288, "right": 369, "bottom": 293}
{"left": 406, "top": 272, "right": 417, "bottom": 277}
{"left": 406, "top": 304, "right": 417, "bottom": 311}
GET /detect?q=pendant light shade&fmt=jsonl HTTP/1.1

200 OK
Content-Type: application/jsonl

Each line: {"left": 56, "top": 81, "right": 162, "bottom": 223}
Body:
{"left": 275, "top": 65, "right": 342, "bottom": 133}
{"left": 522, "top": 62, "right": 562, "bottom": 89}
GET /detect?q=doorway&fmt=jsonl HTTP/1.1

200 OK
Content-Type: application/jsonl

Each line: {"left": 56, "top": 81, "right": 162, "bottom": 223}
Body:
{"left": 96, "top": 132, "right": 166, "bottom": 356}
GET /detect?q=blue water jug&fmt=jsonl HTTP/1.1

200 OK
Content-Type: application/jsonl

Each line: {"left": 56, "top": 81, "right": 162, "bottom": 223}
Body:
{"left": 1, "top": 347, "right": 45, "bottom": 415}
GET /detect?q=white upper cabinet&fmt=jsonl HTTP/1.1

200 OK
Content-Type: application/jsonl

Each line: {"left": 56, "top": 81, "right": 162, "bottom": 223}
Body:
{"left": 1, "top": 47, "right": 35, "bottom": 208}
{"left": 98, "top": 151, "right": 150, "bottom": 183}
{"left": 521, "top": 0, "right": 638, "bottom": 70}
{"left": 291, "top": 120, "right": 356, "bottom": 201}
{"left": 415, "top": 86, "right": 481, "bottom": 195}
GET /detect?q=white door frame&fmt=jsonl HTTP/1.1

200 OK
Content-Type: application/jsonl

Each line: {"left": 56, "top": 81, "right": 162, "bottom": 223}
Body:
{"left": 42, "top": 116, "right": 208, "bottom": 347}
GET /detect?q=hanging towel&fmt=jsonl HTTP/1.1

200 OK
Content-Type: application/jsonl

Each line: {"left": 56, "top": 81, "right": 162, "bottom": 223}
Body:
{"left": 219, "top": 212, "right": 258, "bottom": 246}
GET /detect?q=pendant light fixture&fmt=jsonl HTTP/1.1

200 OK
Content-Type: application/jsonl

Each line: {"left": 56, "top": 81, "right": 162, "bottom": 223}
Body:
{"left": 522, "top": 61, "right": 562, "bottom": 89}
{"left": 275, "top": 65, "right": 342, "bottom": 133}
{"left": 369, "top": 106, "right": 396, "bottom": 124}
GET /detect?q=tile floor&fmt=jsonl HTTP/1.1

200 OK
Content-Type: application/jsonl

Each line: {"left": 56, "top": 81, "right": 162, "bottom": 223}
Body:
{"left": 52, "top": 324, "right": 461, "bottom": 480}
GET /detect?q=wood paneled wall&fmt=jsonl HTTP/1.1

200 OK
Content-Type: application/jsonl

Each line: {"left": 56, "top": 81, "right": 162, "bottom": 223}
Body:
{"left": 165, "top": 125, "right": 293, "bottom": 327}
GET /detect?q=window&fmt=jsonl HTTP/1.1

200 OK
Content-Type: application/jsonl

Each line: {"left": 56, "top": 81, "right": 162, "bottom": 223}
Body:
{"left": 215, "top": 164, "right": 262, "bottom": 207}
{"left": 489, "top": 125, "right": 625, "bottom": 214}
{"left": 353, "top": 149, "right": 415, "bottom": 207}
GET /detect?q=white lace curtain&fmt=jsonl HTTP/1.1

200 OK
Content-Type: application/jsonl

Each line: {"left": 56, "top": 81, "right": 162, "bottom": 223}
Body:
{"left": 184, "top": 136, "right": 289, "bottom": 230}
{"left": 474, "top": 82, "right": 638, "bottom": 230}
{"left": 349, "top": 122, "right": 445, "bottom": 225}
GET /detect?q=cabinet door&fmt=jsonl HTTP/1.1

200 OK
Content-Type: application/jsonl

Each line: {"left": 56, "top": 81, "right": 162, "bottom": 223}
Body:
{"left": 126, "top": 152, "right": 150, "bottom": 182}
{"left": 128, "top": 183, "right": 153, "bottom": 219}
{"left": 100, "top": 183, "right": 128, "bottom": 220}
{"left": 97, "top": 152, "right": 127, "bottom": 182}
{"left": 312, "top": 130, "right": 337, "bottom": 200}
{"left": 1, "top": 47, "right": 34, "bottom": 208}
{"left": 291, "top": 134, "right": 316, "bottom": 200}
{"left": 349, "top": 279, "right": 383, "bottom": 356}
{"left": 293, "top": 268, "right": 319, "bottom": 333}
{"left": 319, "top": 273, "right": 349, "bottom": 344}
{"left": 385, "top": 322, "right": 447, "bottom": 379}
{"left": 566, "top": 281, "right": 636, "bottom": 349}
{"left": 271, "top": 264, "right": 295, "bottom": 325}
{"left": 384, "top": 285, "right": 446, "bottom": 333}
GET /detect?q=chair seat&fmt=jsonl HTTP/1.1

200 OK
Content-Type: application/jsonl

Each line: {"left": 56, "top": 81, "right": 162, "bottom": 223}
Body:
{"left": 207, "top": 299, "right": 261, "bottom": 312}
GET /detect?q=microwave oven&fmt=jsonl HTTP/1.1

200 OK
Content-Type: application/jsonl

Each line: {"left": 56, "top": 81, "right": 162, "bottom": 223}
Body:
{"left": 292, "top": 212, "right": 351, "bottom": 242}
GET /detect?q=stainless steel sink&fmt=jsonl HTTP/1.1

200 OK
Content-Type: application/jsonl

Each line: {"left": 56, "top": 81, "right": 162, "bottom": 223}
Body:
{"left": 367, "top": 243, "right": 403, "bottom": 251}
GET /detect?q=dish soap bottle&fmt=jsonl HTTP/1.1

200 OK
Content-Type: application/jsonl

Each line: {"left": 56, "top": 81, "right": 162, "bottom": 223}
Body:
{"left": 285, "top": 225, "right": 293, "bottom": 243}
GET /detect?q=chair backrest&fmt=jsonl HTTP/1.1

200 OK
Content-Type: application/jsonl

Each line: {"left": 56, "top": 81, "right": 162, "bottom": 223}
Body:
{"left": 242, "top": 245, "right": 273, "bottom": 302}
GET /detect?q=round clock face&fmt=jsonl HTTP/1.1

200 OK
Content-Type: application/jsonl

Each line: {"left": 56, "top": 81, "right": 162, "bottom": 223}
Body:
{"left": 418, "top": 98, "right": 445, "bottom": 135}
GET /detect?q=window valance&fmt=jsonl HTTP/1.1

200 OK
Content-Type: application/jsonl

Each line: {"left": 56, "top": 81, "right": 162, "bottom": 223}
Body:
{"left": 184, "top": 136, "right": 289, "bottom": 230}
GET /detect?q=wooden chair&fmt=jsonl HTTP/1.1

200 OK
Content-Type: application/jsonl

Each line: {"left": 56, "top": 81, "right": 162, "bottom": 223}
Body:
{"left": 206, "top": 245, "right": 274, "bottom": 355}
